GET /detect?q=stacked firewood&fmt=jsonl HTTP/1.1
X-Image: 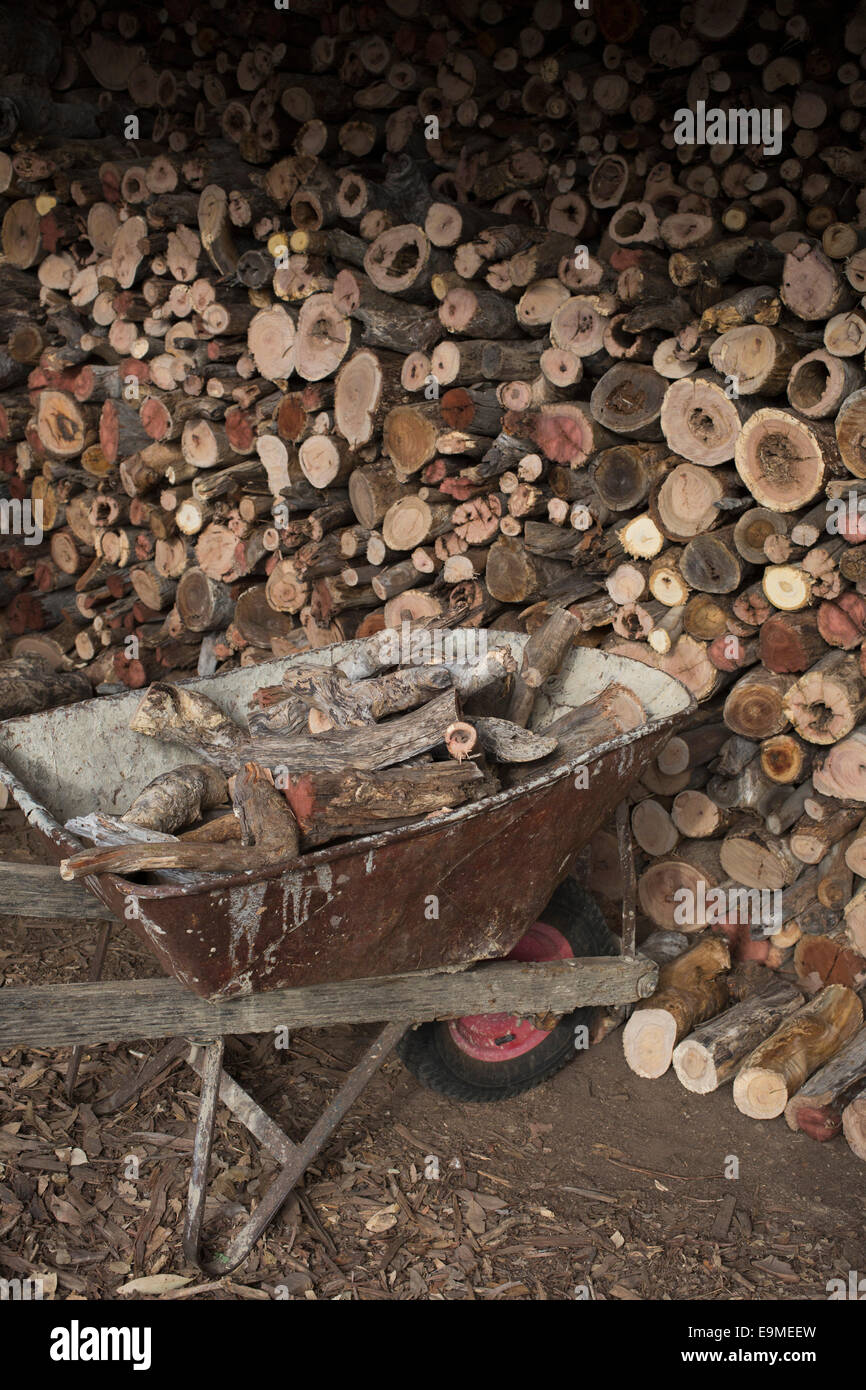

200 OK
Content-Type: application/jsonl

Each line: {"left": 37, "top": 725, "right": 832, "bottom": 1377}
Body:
{"left": 618, "top": 932, "right": 866, "bottom": 1163}
{"left": 5, "top": 0, "right": 866, "bottom": 1128}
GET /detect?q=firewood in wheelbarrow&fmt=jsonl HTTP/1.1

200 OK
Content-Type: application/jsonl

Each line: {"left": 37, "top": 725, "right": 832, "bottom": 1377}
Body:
{"left": 672, "top": 976, "right": 803, "bottom": 1093}
{"left": 248, "top": 691, "right": 310, "bottom": 738}
{"left": 60, "top": 763, "right": 301, "bottom": 880}
{"left": 423, "top": 645, "right": 518, "bottom": 703}
{"left": 180, "top": 813, "right": 242, "bottom": 844}
{"left": 466, "top": 717, "right": 558, "bottom": 763}
{"left": 507, "top": 607, "right": 580, "bottom": 727}
{"left": 62, "top": 813, "right": 216, "bottom": 886}
{"left": 445, "top": 721, "right": 477, "bottom": 762}
{"left": 283, "top": 662, "right": 452, "bottom": 732}
{"left": 622, "top": 936, "right": 731, "bottom": 1079}
{"left": 130, "top": 682, "right": 247, "bottom": 760}
{"left": 282, "top": 762, "right": 486, "bottom": 843}
{"left": 784, "top": 1027, "right": 866, "bottom": 1141}
{"left": 231, "top": 761, "right": 299, "bottom": 857}
{"left": 247, "top": 689, "right": 463, "bottom": 775}
{"left": 121, "top": 764, "right": 228, "bottom": 834}
{"left": 733, "top": 984, "right": 863, "bottom": 1119}
{"left": 544, "top": 681, "right": 647, "bottom": 748}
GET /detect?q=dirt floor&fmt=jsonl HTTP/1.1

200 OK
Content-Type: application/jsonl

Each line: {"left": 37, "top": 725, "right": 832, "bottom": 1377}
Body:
{"left": 1, "top": 807, "right": 864, "bottom": 1302}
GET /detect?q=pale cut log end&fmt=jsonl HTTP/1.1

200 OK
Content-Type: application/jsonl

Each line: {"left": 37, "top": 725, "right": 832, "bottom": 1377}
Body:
{"left": 733, "top": 1066, "right": 788, "bottom": 1119}
{"left": 671, "top": 1039, "right": 718, "bottom": 1094}
{"left": 622, "top": 1009, "right": 677, "bottom": 1079}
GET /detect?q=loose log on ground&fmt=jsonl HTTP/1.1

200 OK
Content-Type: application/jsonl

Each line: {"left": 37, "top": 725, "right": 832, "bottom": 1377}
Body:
{"left": 733, "top": 984, "right": 863, "bottom": 1119}
{"left": 672, "top": 978, "right": 804, "bottom": 1093}
{"left": 622, "top": 936, "right": 731, "bottom": 1079}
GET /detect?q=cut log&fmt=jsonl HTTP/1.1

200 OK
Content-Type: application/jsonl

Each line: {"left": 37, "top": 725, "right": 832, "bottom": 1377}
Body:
{"left": 672, "top": 978, "right": 803, "bottom": 1093}
{"left": 622, "top": 936, "right": 731, "bottom": 1079}
{"left": 786, "top": 1032, "right": 866, "bottom": 1140}
{"left": 733, "top": 984, "right": 863, "bottom": 1119}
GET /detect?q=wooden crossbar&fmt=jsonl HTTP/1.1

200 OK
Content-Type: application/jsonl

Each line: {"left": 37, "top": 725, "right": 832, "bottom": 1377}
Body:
{"left": 0, "top": 956, "right": 657, "bottom": 1049}
{"left": 0, "top": 862, "right": 109, "bottom": 922}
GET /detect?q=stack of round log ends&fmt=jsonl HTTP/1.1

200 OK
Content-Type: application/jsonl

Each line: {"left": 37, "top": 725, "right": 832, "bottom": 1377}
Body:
{"left": 6, "top": 0, "right": 866, "bottom": 1138}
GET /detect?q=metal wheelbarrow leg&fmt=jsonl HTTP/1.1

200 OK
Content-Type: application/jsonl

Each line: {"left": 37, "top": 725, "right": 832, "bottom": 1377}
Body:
{"left": 182, "top": 1020, "right": 409, "bottom": 1276}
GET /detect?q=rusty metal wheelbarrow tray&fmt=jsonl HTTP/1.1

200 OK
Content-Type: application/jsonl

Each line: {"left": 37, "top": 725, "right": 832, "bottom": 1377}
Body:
{"left": 0, "top": 630, "right": 695, "bottom": 1001}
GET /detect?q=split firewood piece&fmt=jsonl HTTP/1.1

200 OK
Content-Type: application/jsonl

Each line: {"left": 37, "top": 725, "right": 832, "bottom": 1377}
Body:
{"left": 622, "top": 936, "right": 732, "bottom": 1079}
{"left": 789, "top": 1023, "right": 866, "bottom": 1139}
{"left": 283, "top": 662, "right": 452, "bottom": 732}
{"left": 733, "top": 984, "right": 863, "bottom": 1119}
{"left": 789, "top": 805, "right": 863, "bottom": 864}
{"left": 129, "top": 682, "right": 248, "bottom": 761}
{"left": 121, "top": 764, "right": 228, "bottom": 834}
{"left": 783, "top": 652, "right": 866, "bottom": 744}
{"left": 670, "top": 790, "right": 738, "bottom": 839}
{"left": 723, "top": 667, "right": 794, "bottom": 739}
{"left": 231, "top": 762, "right": 299, "bottom": 858}
{"left": 660, "top": 371, "right": 754, "bottom": 466}
{"left": 719, "top": 825, "right": 803, "bottom": 889}
{"left": 631, "top": 799, "right": 679, "bottom": 856}
{"left": 637, "top": 841, "right": 727, "bottom": 931}
{"left": 708, "top": 325, "right": 800, "bottom": 396}
{"left": 485, "top": 537, "right": 572, "bottom": 604}
{"left": 759, "top": 610, "right": 827, "bottom": 673}
{"left": 834, "top": 387, "right": 866, "bottom": 478}
{"left": 672, "top": 977, "right": 803, "bottom": 1094}
{"left": 468, "top": 717, "right": 557, "bottom": 764}
{"left": 657, "top": 721, "right": 729, "bottom": 775}
{"left": 507, "top": 607, "right": 579, "bottom": 727}
{"left": 283, "top": 761, "right": 486, "bottom": 843}
{"left": 845, "top": 882, "right": 866, "bottom": 957}
{"left": 651, "top": 462, "right": 735, "bottom": 543}
{"left": 590, "top": 363, "right": 667, "bottom": 441}
{"left": 813, "top": 728, "right": 866, "bottom": 801}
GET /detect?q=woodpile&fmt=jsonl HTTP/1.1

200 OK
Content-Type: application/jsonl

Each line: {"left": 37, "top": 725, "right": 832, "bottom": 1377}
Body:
{"left": 5, "top": 0, "right": 866, "bottom": 1156}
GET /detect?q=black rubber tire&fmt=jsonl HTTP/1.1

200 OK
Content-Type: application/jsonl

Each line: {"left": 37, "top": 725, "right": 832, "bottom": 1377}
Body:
{"left": 396, "top": 878, "right": 619, "bottom": 1103}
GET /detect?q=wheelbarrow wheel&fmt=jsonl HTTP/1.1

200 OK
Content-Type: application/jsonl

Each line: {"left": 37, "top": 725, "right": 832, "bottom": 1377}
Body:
{"left": 396, "top": 878, "right": 618, "bottom": 1103}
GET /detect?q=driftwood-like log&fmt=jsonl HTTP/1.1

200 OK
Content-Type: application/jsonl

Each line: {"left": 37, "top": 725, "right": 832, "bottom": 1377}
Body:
{"left": 121, "top": 763, "right": 228, "bottom": 834}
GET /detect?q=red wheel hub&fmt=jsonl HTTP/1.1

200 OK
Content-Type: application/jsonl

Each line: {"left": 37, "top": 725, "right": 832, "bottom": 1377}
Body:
{"left": 447, "top": 921, "right": 573, "bottom": 1061}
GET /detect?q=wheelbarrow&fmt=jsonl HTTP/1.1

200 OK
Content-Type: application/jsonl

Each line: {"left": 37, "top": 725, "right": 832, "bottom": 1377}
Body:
{"left": 0, "top": 631, "right": 694, "bottom": 1275}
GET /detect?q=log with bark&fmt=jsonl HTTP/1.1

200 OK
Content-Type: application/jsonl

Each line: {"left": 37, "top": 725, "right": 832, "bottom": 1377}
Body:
{"left": 672, "top": 977, "right": 804, "bottom": 1094}
{"left": 733, "top": 984, "right": 863, "bottom": 1119}
{"left": 621, "top": 936, "right": 731, "bottom": 1079}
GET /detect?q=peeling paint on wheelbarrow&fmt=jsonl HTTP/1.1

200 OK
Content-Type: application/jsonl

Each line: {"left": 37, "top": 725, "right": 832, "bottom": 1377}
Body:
{"left": 0, "top": 631, "right": 695, "bottom": 1000}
